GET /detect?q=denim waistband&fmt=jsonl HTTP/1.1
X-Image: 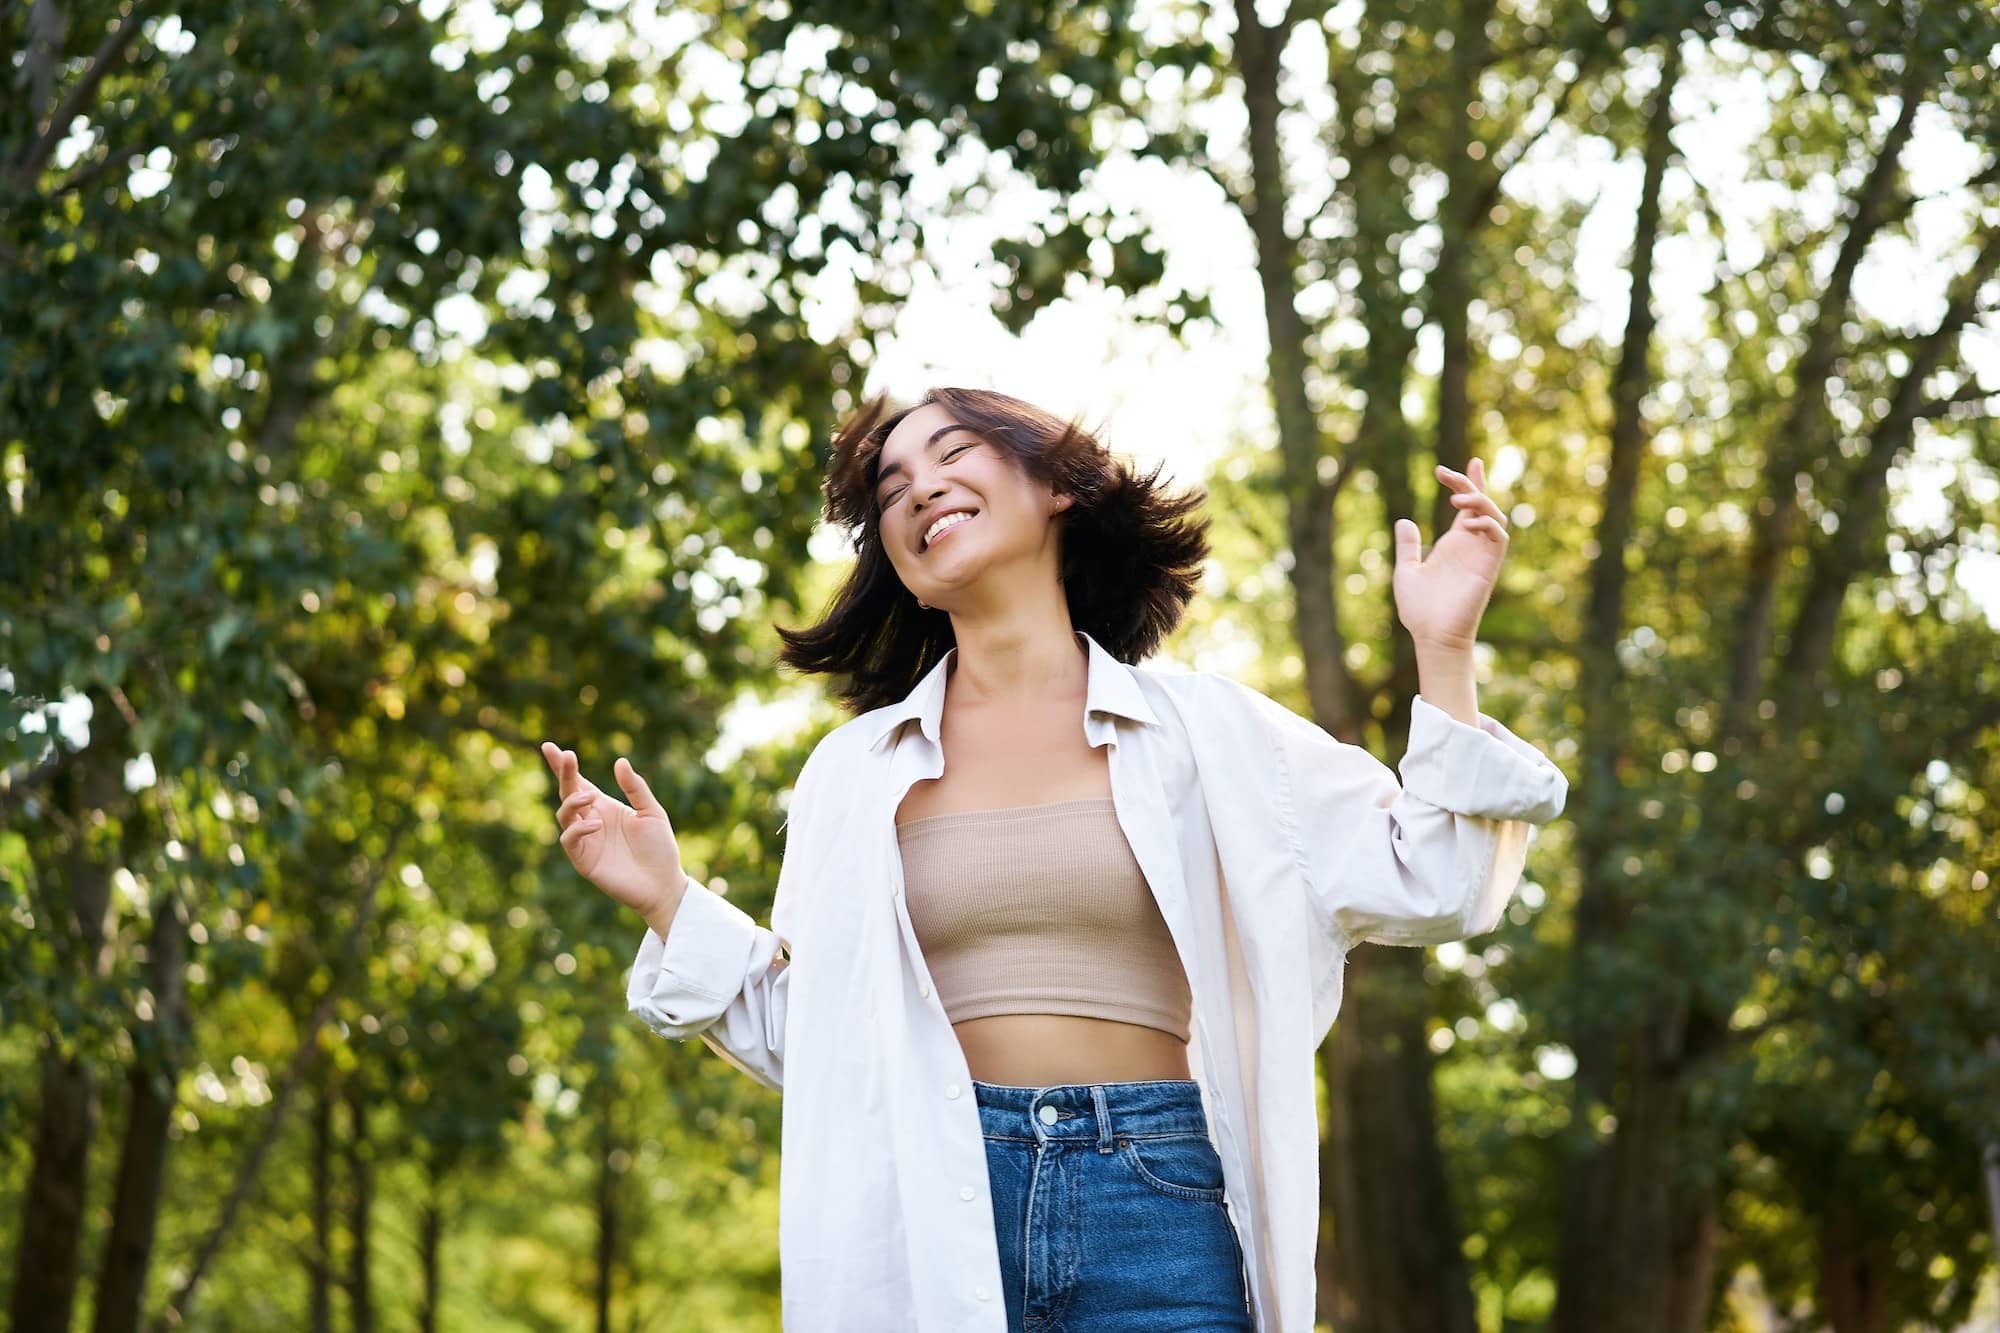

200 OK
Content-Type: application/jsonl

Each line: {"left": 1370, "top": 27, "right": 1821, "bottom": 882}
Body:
{"left": 972, "top": 1078, "right": 1210, "bottom": 1144}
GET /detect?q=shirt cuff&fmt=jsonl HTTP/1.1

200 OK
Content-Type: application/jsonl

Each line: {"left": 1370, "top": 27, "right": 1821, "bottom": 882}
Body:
{"left": 1395, "top": 694, "right": 1568, "bottom": 823}
{"left": 626, "top": 874, "right": 762, "bottom": 1011}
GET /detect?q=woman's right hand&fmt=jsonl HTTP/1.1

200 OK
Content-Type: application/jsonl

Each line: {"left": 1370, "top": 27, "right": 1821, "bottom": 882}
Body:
{"left": 540, "top": 742, "right": 688, "bottom": 921}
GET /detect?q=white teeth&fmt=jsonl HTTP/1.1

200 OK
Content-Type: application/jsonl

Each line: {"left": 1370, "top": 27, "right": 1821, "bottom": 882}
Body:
{"left": 924, "top": 511, "right": 973, "bottom": 548}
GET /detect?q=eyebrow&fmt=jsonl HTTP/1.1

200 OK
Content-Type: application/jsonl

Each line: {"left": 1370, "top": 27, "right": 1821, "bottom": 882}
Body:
{"left": 873, "top": 424, "right": 970, "bottom": 496}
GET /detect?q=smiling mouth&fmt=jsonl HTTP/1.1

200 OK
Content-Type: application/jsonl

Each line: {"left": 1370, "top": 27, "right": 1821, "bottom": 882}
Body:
{"left": 921, "top": 511, "right": 977, "bottom": 552}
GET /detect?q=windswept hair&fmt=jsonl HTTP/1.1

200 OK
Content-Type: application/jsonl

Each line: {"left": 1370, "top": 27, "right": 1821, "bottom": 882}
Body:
{"left": 774, "top": 386, "right": 1211, "bottom": 716}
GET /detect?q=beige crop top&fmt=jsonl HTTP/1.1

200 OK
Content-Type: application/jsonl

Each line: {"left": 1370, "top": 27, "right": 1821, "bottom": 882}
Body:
{"left": 894, "top": 797, "right": 1193, "bottom": 1042}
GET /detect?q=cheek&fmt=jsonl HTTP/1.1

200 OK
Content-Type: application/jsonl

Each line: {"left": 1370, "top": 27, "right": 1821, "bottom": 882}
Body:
{"left": 877, "top": 517, "right": 911, "bottom": 561}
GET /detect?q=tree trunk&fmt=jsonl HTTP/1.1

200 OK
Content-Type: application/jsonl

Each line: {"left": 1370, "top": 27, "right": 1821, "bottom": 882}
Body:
{"left": 1558, "top": 976, "right": 1730, "bottom": 1333}
{"left": 1322, "top": 946, "right": 1478, "bottom": 1333}
{"left": 1555, "top": 1039, "right": 1683, "bottom": 1333}
{"left": 11, "top": 1043, "right": 101, "bottom": 1333}
{"left": 93, "top": 891, "right": 190, "bottom": 1333}
{"left": 345, "top": 1081, "right": 374, "bottom": 1333}
{"left": 1226, "top": 4, "right": 1476, "bottom": 1317}
{"left": 419, "top": 1164, "right": 443, "bottom": 1333}
{"left": 596, "top": 1100, "right": 618, "bottom": 1333}
{"left": 1553, "top": 40, "right": 1707, "bottom": 1333}
{"left": 1985, "top": 1039, "right": 2000, "bottom": 1293}
{"left": 1816, "top": 1200, "right": 1891, "bottom": 1333}
{"left": 11, "top": 703, "right": 128, "bottom": 1333}
{"left": 310, "top": 1081, "right": 334, "bottom": 1333}
{"left": 1663, "top": 1189, "right": 1721, "bottom": 1333}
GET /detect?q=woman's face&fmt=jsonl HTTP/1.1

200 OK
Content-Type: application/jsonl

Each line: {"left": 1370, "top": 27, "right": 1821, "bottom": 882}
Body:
{"left": 871, "top": 402, "right": 1069, "bottom": 612}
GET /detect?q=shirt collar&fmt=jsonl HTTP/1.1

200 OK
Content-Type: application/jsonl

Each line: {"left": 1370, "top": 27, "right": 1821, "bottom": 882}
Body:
{"left": 865, "top": 628, "right": 1159, "bottom": 752}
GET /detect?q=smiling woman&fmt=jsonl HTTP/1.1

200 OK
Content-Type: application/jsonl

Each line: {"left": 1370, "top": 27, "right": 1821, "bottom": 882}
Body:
{"left": 774, "top": 386, "right": 1211, "bottom": 714}
{"left": 616, "top": 381, "right": 1569, "bottom": 1329}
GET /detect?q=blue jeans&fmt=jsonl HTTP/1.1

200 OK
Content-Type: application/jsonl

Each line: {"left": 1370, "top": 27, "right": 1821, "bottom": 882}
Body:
{"left": 973, "top": 1078, "right": 1255, "bottom": 1331}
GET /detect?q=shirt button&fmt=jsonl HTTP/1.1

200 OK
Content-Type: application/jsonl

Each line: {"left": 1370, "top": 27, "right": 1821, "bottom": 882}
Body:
{"left": 1038, "top": 1105, "right": 1059, "bottom": 1125}
{"left": 975, "top": 1285, "right": 991, "bottom": 1301}
{"left": 960, "top": 1185, "right": 976, "bottom": 1200}
{"left": 918, "top": 982, "right": 931, "bottom": 998}
{"left": 945, "top": 1082, "right": 961, "bottom": 1099}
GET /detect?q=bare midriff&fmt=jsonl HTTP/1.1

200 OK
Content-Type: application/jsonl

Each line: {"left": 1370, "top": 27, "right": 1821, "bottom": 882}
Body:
{"left": 897, "top": 636, "right": 1194, "bottom": 1089}
{"left": 952, "top": 1013, "right": 1191, "bottom": 1086}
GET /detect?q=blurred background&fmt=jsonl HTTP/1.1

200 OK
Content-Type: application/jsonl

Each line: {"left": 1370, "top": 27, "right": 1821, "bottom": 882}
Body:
{"left": 4, "top": 0, "right": 1998, "bottom": 1329}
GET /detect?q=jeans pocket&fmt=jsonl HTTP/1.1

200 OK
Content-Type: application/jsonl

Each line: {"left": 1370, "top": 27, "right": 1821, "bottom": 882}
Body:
{"left": 1116, "top": 1131, "right": 1227, "bottom": 1200}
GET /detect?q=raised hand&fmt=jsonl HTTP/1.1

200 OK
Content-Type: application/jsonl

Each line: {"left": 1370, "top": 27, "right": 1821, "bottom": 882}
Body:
{"left": 1392, "top": 457, "right": 1510, "bottom": 654}
{"left": 540, "top": 742, "right": 689, "bottom": 920}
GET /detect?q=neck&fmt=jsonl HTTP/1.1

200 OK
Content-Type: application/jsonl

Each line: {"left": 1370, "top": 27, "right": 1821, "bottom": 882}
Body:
{"left": 943, "top": 620, "right": 1087, "bottom": 711}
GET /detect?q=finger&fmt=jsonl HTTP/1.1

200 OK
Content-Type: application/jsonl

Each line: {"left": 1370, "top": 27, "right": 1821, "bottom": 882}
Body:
{"left": 1464, "top": 515, "right": 1508, "bottom": 541}
{"left": 566, "top": 750, "right": 606, "bottom": 800}
{"left": 560, "top": 814, "right": 602, "bottom": 852}
{"left": 557, "top": 791, "right": 596, "bottom": 828}
{"left": 1393, "top": 517, "right": 1423, "bottom": 566}
{"left": 543, "top": 742, "right": 574, "bottom": 796}
{"left": 1437, "top": 461, "right": 1492, "bottom": 496}
{"left": 1450, "top": 490, "right": 1506, "bottom": 522}
{"left": 614, "top": 756, "right": 666, "bottom": 817}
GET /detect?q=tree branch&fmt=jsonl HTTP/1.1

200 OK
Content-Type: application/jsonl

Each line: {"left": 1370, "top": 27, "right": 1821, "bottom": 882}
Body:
{"left": 1466, "top": 48, "right": 1596, "bottom": 225}
{"left": 1780, "top": 225, "right": 2000, "bottom": 690}
{"left": 10, "top": 0, "right": 165, "bottom": 189}
{"left": 1720, "top": 53, "right": 1934, "bottom": 742}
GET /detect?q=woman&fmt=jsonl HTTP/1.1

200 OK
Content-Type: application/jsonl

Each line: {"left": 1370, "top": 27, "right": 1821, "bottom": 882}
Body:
{"left": 542, "top": 386, "right": 1566, "bottom": 1331}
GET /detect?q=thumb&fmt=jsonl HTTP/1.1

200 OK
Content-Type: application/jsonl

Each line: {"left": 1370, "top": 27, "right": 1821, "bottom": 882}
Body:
{"left": 614, "top": 756, "right": 666, "bottom": 816}
{"left": 1394, "top": 518, "right": 1423, "bottom": 567}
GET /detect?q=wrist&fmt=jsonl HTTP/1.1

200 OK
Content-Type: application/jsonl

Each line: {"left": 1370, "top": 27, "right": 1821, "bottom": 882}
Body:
{"left": 642, "top": 869, "right": 692, "bottom": 937}
{"left": 1413, "top": 648, "right": 1480, "bottom": 728}
{"left": 1412, "top": 634, "right": 1476, "bottom": 659}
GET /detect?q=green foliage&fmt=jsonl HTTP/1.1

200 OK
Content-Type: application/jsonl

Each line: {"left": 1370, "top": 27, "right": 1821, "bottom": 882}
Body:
{"left": 3, "top": 0, "right": 1997, "bottom": 1329}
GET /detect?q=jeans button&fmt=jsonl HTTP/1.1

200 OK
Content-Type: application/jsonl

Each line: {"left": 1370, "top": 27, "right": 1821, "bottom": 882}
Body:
{"left": 1038, "top": 1105, "right": 1059, "bottom": 1125}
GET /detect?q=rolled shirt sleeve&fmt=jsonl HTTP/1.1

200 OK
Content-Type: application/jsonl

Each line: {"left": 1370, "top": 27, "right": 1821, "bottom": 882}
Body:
{"left": 623, "top": 740, "right": 835, "bottom": 1091}
{"left": 626, "top": 873, "right": 792, "bottom": 1091}
{"left": 1254, "top": 688, "right": 1568, "bottom": 949}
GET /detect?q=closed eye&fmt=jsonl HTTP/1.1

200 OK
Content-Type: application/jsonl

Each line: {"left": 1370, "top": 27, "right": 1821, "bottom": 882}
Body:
{"left": 877, "top": 443, "right": 975, "bottom": 511}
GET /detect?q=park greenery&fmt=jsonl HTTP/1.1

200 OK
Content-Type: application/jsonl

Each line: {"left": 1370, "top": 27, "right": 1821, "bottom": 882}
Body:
{"left": 4, "top": 1, "right": 1997, "bottom": 1330}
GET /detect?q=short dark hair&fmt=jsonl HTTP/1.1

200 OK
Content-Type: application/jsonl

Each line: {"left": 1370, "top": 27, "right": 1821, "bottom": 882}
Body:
{"left": 774, "top": 386, "right": 1211, "bottom": 715}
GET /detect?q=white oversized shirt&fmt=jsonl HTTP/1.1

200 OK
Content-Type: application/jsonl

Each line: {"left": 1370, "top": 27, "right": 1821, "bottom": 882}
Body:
{"left": 627, "top": 629, "right": 1568, "bottom": 1331}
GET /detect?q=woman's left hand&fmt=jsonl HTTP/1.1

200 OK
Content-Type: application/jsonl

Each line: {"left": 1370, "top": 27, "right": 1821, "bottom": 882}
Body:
{"left": 1392, "top": 457, "right": 1509, "bottom": 654}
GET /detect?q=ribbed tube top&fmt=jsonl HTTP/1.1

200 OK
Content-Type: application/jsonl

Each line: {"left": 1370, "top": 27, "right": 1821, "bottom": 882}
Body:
{"left": 894, "top": 797, "right": 1192, "bottom": 1042}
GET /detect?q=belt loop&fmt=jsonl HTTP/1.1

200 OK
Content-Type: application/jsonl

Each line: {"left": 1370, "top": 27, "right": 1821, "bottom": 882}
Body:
{"left": 1092, "top": 1085, "right": 1115, "bottom": 1154}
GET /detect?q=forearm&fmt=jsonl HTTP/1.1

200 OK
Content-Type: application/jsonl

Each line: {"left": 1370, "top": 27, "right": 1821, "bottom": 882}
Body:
{"left": 1414, "top": 641, "right": 1479, "bottom": 728}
